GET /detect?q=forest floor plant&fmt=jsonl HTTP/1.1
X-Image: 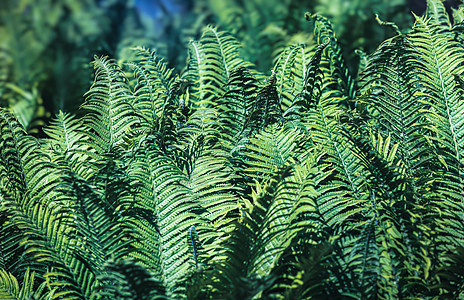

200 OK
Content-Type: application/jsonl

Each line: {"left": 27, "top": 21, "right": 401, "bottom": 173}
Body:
{"left": 2, "top": 0, "right": 464, "bottom": 299}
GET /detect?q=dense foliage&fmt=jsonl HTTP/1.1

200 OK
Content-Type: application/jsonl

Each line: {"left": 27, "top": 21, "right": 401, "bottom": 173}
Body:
{"left": 0, "top": 0, "right": 413, "bottom": 132}
{"left": 2, "top": 0, "right": 464, "bottom": 298}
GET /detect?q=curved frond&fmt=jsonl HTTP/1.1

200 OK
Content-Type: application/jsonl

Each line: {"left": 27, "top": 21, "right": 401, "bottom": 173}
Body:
{"left": 183, "top": 26, "right": 251, "bottom": 109}
{"left": 217, "top": 67, "right": 259, "bottom": 145}
{"left": 128, "top": 138, "right": 203, "bottom": 297}
{"left": 42, "top": 111, "right": 96, "bottom": 178}
{"left": 307, "top": 13, "right": 356, "bottom": 99}
{"left": 123, "top": 47, "right": 175, "bottom": 125}
{"left": 284, "top": 42, "right": 328, "bottom": 118}
{"left": 81, "top": 56, "right": 139, "bottom": 152}
{"left": 244, "top": 72, "right": 282, "bottom": 133}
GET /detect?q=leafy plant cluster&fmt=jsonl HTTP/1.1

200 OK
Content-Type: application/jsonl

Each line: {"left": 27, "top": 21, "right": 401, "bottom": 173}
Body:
{"left": 205, "top": 0, "right": 410, "bottom": 72}
{"left": 0, "top": 0, "right": 415, "bottom": 132}
{"left": 2, "top": 0, "right": 464, "bottom": 299}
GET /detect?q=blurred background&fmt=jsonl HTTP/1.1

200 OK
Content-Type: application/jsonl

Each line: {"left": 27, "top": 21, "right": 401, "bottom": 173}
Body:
{"left": 0, "top": 0, "right": 460, "bottom": 135}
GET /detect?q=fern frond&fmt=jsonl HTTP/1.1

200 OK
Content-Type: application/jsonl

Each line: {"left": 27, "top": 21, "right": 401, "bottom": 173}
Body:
{"left": 123, "top": 47, "right": 175, "bottom": 125}
{"left": 128, "top": 138, "right": 203, "bottom": 297}
{"left": 81, "top": 56, "right": 139, "bottom": 152}
{"left": 217, "top": 67, "right": 259, "bottom": 146}
{"left": 0, "top": 208, "right": 23, "bottom": 274}
{"left": 42, "top": 111, "right": 97, "bottom": 178}
{"left": 178, "top": 108, "right": 242, "bottom": 226}
{"left": 178, "top": 116, "right": 246, "bottom": 271}
{"left": 1, "top": 197, "right": 85, "bottom": 299}
{"left": 0, "top": 108, "right": 94, "bottom": 297}
{"left": 274, "top": 45, "right": 303, "bottom": 111}
{"left": 303, "top": 94, "right": 367, "bottom": 216}
{"left": 244, "top": 124, "right": 305, "bottom": 181}
{"left": 453, "top": 3, "right": 464, "bottom": 25}
{"left": 200, "top": 166, "right": 294, "bottom": 299}
{"left": 201, "top": 26, "right": 248, "bottom": 79}
{"left": 0, "top": 108, "right": 30, "bottom": 199}
{"left": 184, "top": 27, "right": 250, "bottom": 109}
{"left": 358, "top": 35, "right": 422, "bottom": 168}
{"left": 244, "top": 72, "right": 282, "bottom": 133}
{"left": 0, "top": 268, "right": 52, "bottom": 300}
{"left": 285, "top": 42, "right": 328, "bottom": 119}
{"left": 248, "top": 156, "right": 322, "bottom": 277}
{"left": 58, "top": 155, "right": 137, "bottom": 274}
{"left": 424, "top": 0, "right": 451, "bottom": 29}
{"left": 407, "top": 1, "right": 464, "bottom": 246}
{"left": 345, "top": 130, "right": 438, "bottom": 298}
{"left": 307, "top": 13, "right": 356, "bottom": 99}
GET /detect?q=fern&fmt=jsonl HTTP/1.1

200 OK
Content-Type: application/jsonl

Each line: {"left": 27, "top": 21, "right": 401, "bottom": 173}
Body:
{"left": 218, "top": 66, "right": 259, "bottom": 146}
{"left": 82, "top": 56, "right": 139, "bottom": 152}
{"left": 123, "top": 47, "right": 175, "bottom": 126}
{"left": 307, "top": 12, "right": 356, "bottom": 99}
{"left": 184, "top": 26, "right": 251, "bottom": 109}
{"left": 128, "top": 138, "right": 203, "bottom": 297}
{"left": 244, "top": 71, "right": 282, "bottom": 133}
{"left": 42, "top": 111, "right": 96, "bottom": 178}
{"left": 192, "top": 166, "right": 294, "bottom": 299}
{"left": 410, "top": 1, "right": 464, "bottom": 245}
{"left": 2, "top": 2, "right": 464, "bottom": 298}
{"left": 360, "top": 0, "right": 464, "bottom": 272}
{"left": 244, "top": 124, "right": 305, "bottom": 181}
{"left": 0, "top": 108, "right": 88, "bottom": 298}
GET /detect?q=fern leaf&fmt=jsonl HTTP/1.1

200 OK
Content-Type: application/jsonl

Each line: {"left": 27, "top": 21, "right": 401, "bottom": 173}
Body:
{"left": 244, "top": 72, "right": 282, "bottom": 133}
{"left": 285, "top": 42, "right": 328, "bottom": 118}
{"left": 307, "top": 13, "right": 356, "bottom": 99}
{"left": 274, "top": 45, "right": 302, "bottom": 111}
{"left": 123, "top": 47, "right": 175, "bottom": 125}
{"left": 1, "top": 197, "right": 85, "bottom": 299}
{"left": 407, "top": 2, "right": 464, "bottom": 247}
{"left": 201, "top": 166, "right": 294, "bottom": 299}
{"left": 81, "top": 56, "right": 139, "bottom": 152}
{"left": 128, "top": 139, "right": 203, "bottom": 297}
{"left": 42, "top": 111, "right": 97, "bottom": 178}
{"left": 184, "top": 27, "right": 250, "bottom": 109}
{"left": 58, "top": 154, "right": 137, "bottom": 274}
{"left": 217, "top": 67, "right": 259, "bottom": 146}
{"left": 244, "top": 124, "right": 304, "bottom": 181}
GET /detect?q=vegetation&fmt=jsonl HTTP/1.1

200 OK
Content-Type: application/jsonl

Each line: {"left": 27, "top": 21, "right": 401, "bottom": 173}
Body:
{"left": 2, "top": 0, "right": 464, "bottom": 298}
